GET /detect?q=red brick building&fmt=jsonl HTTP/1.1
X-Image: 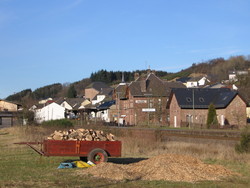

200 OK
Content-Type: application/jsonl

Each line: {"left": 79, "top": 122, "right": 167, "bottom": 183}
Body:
{"left": 167, "top": 88, "right": 247, "bottom": 128}
{"left": 113, "top": 72, "right": 185, "bottom": 126}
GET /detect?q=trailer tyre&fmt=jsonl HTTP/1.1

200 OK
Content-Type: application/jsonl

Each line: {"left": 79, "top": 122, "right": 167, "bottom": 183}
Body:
{"left": 87, "top": 148, "right": 108, "bottom": 164}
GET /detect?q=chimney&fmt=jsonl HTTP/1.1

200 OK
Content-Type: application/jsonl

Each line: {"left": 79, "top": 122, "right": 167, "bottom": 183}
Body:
{"left": 121, "top": 72, "right": 125, "bottom": 83}
{"left": 134, "top": 72, "right": 139, "bottom": 80}
{"left": 147, "top": 69, "right": 151, "bottom": 75}
{"left": 141, "top": 80, "right": 147, "bottom": 92}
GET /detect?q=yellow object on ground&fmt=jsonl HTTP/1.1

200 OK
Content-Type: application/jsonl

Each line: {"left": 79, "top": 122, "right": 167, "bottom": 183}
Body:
{"left": 73, "top": 161, "right": 95, "bottom": 168}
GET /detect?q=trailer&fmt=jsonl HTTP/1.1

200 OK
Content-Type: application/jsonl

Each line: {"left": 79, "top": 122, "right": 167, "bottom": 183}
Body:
{"left": 15, "top": 140, "right": 122, "bottom": 164}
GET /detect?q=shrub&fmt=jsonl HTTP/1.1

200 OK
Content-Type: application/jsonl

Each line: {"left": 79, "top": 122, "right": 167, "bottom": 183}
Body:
{"left": 235, "top": 127, "right": 250, "bottom": 153}
{"left": 207, "top": 103, "right": 218, "bottom": 129}
{"left": 41, "top": 119, "right": 74, "bottom": 129}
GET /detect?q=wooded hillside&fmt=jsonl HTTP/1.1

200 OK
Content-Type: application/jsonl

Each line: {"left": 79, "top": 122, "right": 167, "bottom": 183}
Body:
{"left": 4, "top": 55, "right": 250, "bottom": 104}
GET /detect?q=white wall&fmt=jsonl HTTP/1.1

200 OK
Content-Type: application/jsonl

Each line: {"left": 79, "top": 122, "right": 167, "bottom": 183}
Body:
{"left": 35, "top": 102, "right": 65, "bottom": 123}
{"left": 186, "top": 81, "right": 198, "bottom": 88}
{"left": 92, "top": 95, "right": 106, "bottom": 105}
{"left": 61, "top": 101, "right": 73, "bottom": 110}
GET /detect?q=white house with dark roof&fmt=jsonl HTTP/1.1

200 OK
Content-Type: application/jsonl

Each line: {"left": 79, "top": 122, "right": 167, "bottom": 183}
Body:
{"left": 186, "top": 76, "right": 210, "bottom": 88}
{"left": 32, "top": 102, "right": 65, "bottom": 124}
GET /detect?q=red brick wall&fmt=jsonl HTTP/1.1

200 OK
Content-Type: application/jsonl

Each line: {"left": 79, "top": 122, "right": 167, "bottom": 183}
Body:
{"left": 168, "top": 94, "right": 247, "bottom": 128}
{"left": 169, "top": 94, "right": 181, "bottom": 127}
{"left": 224, "top": 95, "right": 246, "bottom": 128}
{"left": 120, "top": 94, "right": 167, "bottom": 126}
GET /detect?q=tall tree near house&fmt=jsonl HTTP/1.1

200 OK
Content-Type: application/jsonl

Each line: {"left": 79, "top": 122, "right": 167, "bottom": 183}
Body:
{"left": 207, "top": 103, "right": 218, "bottom": 128}
{"left": 67, "top": 85, "right": 77, "bottom": 98}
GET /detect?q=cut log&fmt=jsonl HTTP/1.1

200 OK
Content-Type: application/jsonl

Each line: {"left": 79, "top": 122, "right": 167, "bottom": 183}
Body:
{"left": 47, "top": 128, "right": 117, "bottom": 141}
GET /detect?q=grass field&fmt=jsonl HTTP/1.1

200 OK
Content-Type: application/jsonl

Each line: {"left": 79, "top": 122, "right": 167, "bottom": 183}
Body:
{"left": 0, "top": 126, "right": 250, "bottom": 188}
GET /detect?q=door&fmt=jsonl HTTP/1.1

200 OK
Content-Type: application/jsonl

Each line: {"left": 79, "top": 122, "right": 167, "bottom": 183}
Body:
{"left": 174, "top": 116, "right": 177, "bottom": 127}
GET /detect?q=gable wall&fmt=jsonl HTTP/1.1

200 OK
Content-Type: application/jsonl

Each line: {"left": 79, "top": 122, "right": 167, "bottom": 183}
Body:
{"left": 169, "top": 94, "right": 182, "bottom": 127}
{"left": 85, "top": 88, "right": 99, "bottom": 101}
{"left": 224, "top": 95, "right": 246, "bottom": 127}
{"left": 0, "top": 101, "right": 18, "bottom": 112}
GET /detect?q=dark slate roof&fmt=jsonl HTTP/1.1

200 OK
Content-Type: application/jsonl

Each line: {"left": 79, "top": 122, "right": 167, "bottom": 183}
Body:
{"left": 188, "top": 76, "right": 202, "bottom": 82}
{"left": 55, "top": 98, "right": 86, "bottom": 110}
{"left": 115, "top": 83, "right": 128, "bottom": 99}
{"left": 86, "top": 82, "right": 110, "bottom": 91}
{"left": 176, "top": 77, "right": 191, "bottom": 83}
{"left": 172, "top": 88, "right": 238, "bottom": 109}
{"left": 97, "top": 100, "right": 116, "bottom": 110}
{"left": 65, "top": 98, "right": 85, "bottom": 110}
{"left": 99, "top": 87, "right": 113, "bottom": 96}
{"left": 129, "top": 73, "right": 186, "bottom": 97}
{"left": 129, "top": 73, "right": 167, "bottom": 97}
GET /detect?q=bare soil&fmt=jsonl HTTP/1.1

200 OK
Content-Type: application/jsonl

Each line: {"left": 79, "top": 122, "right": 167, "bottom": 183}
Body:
{"left": 80, "top": 153, "right": 239, "bottom": 182}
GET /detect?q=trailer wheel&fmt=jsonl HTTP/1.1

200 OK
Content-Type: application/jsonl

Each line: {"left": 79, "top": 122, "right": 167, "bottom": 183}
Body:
{"left": 87, "top": 148, "right": 108, "bottom": 164}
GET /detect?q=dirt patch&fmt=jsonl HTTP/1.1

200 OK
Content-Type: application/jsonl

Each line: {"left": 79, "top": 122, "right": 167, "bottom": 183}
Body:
{"left": 79, "top": 154, "right": 239, "bottom": 182}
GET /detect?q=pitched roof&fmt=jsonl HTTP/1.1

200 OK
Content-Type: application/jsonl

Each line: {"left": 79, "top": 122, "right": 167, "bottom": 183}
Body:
{"left": 115, "top": 84, "right": 128, "bottom": 99}
{"left": 97, "top": 100, "right": 116, "bottom": 110}
{"left": 176, "top": 77, "right": 191, "bottom": 83}
{"left": 65, "top": 98, "right": 86, "bottom": 110}
{"left": 129, "top": 73, "right": 186, "bottom": 97}
{"left": 55, "top": 98, "right": 86, "bottom": 110}
{"left": 99, "top": 87, "right": 113, "bottom": 96}
{"left": 171, "top": 88, "right": 239, "bottom": 109}
{"left": 86, "top": 82, "right": 110, "bottom": 91}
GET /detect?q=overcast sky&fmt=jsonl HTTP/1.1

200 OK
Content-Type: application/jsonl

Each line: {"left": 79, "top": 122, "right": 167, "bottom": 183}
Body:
{"left": 1, "top": 0, "right": 250, "bottom": 99}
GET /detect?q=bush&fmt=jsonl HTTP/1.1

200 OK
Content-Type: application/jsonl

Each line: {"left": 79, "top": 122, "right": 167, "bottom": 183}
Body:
{"left": 207, "top": 103, "right": 218, "bottom": 129}
{"left": 235, "top": 127, "right": 250, "bottom": 153}
{"left": 41, "top": 119, "right": 74, "bottom": 129}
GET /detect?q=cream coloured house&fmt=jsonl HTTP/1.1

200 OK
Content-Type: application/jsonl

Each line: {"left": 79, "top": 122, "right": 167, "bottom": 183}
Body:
{"left": 0, "top": 100, "right": 20, "bottom": 112}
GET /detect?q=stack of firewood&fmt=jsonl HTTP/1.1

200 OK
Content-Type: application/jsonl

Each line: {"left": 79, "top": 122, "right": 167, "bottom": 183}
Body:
{"left": 47, "top": 128, "right": 116, "bottom": 141}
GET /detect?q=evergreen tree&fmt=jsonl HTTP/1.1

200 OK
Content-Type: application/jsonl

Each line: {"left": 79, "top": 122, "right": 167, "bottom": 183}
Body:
{"left": 207, "top": 103, "right": 218, "bottom": 128}
{"left": 67, "top": 85, "right": 77, "bottom": 98}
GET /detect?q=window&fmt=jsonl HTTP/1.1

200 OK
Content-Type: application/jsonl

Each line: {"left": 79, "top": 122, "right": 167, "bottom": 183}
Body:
{"left": 222, "top": 96, "right": 228, "bottom": 101}
{"left": 199, "top": 97, "right": 204, "bottom": 102}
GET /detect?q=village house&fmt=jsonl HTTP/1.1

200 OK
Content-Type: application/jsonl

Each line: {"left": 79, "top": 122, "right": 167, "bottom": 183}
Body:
{"left": 0, "top": 99, "right": 21, "bottom": 112}
{"left": 228, "top": 70, "right": 248, "bottom": 82}
{"left": 96, "top": 100, "right": 116, "bottom": 122}
{"left": 177, "top": 76, "right": 210, "bottom": 88}
{"left": 167, "top": 88, "right": 247, "bottom": 128}
{"left": 55, "top": 97, "right": 89, "bottom": 119}
{"left": 113, "top": 71, "right": 185, "bottom": 126}
{"left": 186, "top": 76, "right": 210, "bottom": 88}
{"left": 85, "top": 82, "right": 112, "bottom": 102}
{"left": 0, "top": 100, "right": 22, "bottom": 127}
{"left": 84, "top": 82, "right": 114, "bottom": 121}
{"left": 31, "top": 102, "right": 65, "bottom": 124}
{"left": 91, "top": 87, "right": 113, "bottom": 105}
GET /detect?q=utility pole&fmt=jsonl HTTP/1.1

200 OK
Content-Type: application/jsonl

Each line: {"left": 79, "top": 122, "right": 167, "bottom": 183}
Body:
{"left": 144, "top": 93, "right": 152, "bottom": 126}
{"left": 192, "top": 88, "right": 195, "bottom": 129}
{"left": 116, "top": 92, "right": 121, "bottom": 126}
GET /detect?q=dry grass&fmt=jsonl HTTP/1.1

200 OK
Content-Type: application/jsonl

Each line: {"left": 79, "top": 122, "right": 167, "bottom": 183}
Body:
{"left": 1, "top": 125, "right": 250, "bottom": 187}
{"left": 5, "top": 125, "right": 250, "bottom": 164}
{"left": 119, "top": 135, "right": 250, "bottom": 164}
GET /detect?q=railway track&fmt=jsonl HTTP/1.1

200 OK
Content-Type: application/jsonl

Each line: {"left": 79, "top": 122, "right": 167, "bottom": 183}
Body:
{"left": 111, "top": 126, "right": 241, "bottom": 141}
